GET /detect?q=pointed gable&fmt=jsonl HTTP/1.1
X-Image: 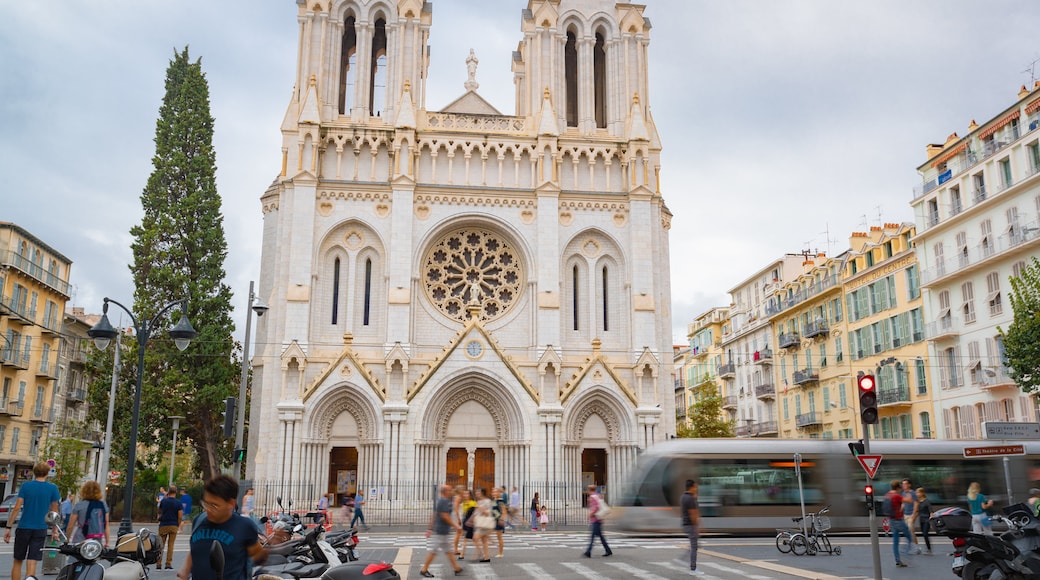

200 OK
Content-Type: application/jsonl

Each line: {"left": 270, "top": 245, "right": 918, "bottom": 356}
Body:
{"left": 439, "top": 91, "right": 503, "bottom": 116}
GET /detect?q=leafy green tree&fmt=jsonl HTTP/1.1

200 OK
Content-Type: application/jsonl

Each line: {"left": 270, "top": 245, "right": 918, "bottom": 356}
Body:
{"left": 677, "top": 375, "right": 734, "bottom": 438}
{"left": 41, "top": 436, "right": 90, "bottom": 497}
{"left": 1000, "top": 256, "right": 1040, "bottom": 394}
{"left": 127, "top": 46, "right": 239, "bottom": 481}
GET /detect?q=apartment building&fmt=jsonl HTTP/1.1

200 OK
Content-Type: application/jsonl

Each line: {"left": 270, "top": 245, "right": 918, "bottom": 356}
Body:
{"left": 910, "top": 85, "right": 1040, "bottom": 439}
{"left": 683, "top": 307, "right": 730, "bottom": 427}
{"left": 674, "top": 345, "right": 690, "bottom": 428}
{"left": 720, "top": 255, "right": 805, "bottom": 436}
{"left": 0, "top": 222, "right": 72, "bottom": 494}
{"left": 843, "top": 224, "right": 935, "bottom": 440}
{"left": 771, "top": 252, "right": 851, "bottom": 440}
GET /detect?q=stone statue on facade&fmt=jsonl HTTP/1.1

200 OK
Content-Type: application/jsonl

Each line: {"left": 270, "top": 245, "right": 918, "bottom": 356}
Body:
{"left": 464, "top": 48, "right": 479, "bottom": 91}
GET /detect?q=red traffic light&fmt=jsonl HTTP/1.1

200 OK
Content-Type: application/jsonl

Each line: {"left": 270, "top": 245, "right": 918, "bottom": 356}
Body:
{"left": 864, "top": 485, "right": 873, "bottom": 495}
{"left": 858, "top": 374, "right": 875, "bottom": 392}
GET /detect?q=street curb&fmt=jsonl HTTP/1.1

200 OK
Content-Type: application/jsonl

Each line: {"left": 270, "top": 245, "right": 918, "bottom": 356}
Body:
{"left": 700, "top": 548, "right": 844, "bottom": 580}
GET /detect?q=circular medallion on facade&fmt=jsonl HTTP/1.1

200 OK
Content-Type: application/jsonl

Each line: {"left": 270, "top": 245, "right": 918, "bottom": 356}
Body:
{"left": 465, "top": 340, "right": 483, "bottom": 359}
{"left": 422, "top": 228, "right": 525, "bottom": 323}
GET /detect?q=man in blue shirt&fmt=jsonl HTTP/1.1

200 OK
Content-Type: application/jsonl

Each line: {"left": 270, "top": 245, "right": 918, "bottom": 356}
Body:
{"left": 180, "top": 489, "right": 193, "bottom": 532}
{"left": 60, "top": 493, "right": 74, "bottom": 529}
{"left": 3, "top": 462, "right": 61, "bottom": 580}
{"left": 177, "top": 475, "right": 266, "bottom": 580}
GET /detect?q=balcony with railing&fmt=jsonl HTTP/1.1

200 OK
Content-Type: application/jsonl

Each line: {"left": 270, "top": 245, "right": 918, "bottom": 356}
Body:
{"left": 979, "top": 367, "right": 1017, "bottom": 390}
{"left": 754, "top": 383, "right": 775, "bottom": 399}
{"left": 0, "top": 398, "right": 24, "bottom": 416}
{"left": 66, "top": 388, "right": 86, "bottom": 403}
{"left": 0, "top": 294, "right": 37, "bottom": 326}
{"left": 778, "top": 332, "right": 801, "bottom": 349}
{"left": 878, "top": 386, "right": 911, "bottom": 407}
{"left": 753, "top": 349, "right": 773, "bottom": 365}
{"left": 722, "top": 395, "right": 738, "bottom": 409}
{"left": 912, "top": 117, "right": 1034, "bottom": 202}
{"left": 717, "top": 362, "right": 736, "bottom": 379}
{"left": 922, "top": 219, "right": 1040, "bottom": 285}
{"left": 40, "top": 313, "right": 62, "bottom": 336}
{"left": 36, "top": 360, "right": 58, "bottom": 379}
{"left": 796, "top": 412, "right": 822, "bottom": 428}
{"left": 793, "top": 368, "right": 819, "bottom": 385}
{"left": 688, "top": 344, "right": 711, "bottom": 359}
{"left": 0, "top": 251, "right": 72, "bottom": 296}
{"left": 926, "top": 316, "right": 960, "bottom": 341}
{"left": 30, "top": 407, "right": 52, "bottom": 423}
{"left": 780, "top": 275, "right": 840, "bottom": 311}
{"left": 803, "top": 319, "right": 829, "bottom": 339}
{"left": 1, "top": 345, "right": 29, "bottom": 370}
{"left": 756, "top": 420, "right": 779, "bottom": 435}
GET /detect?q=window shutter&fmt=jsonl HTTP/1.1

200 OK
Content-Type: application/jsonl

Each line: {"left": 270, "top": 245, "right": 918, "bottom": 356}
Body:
{"left": 943, "top": 408, "right": 953, "bottom": 439}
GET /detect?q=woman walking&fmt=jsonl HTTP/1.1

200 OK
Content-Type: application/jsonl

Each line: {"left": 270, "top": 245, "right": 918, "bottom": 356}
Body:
{"left": 916, "top": 487, "right": 932, "bottom": 554}
{"left": 472, "top": 488, "right": 494, "bottom": 563}
{"left": 967, "top": 482, "right": 993, "bottom": 535}
{"left": 458, "top": 490, "right": 477, "bottom": 560}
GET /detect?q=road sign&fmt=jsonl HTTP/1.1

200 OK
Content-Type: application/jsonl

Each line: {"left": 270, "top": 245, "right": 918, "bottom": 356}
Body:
{"left": 963, "top": 444, "right": 1025, "bottom": 458}
{"left": 983, "top": 421, "right": 1040, "bottom": 440}
{"left": 856, "top": 454, "right": 883, "bottom": 479}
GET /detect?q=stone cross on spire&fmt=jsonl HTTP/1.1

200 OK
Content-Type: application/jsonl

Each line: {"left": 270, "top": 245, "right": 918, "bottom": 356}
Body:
{"left": 464, "top": 48, "right": 479, "bottom": 91}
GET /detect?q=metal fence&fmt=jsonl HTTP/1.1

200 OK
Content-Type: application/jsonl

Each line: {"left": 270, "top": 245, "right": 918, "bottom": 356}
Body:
{"left": 248, "top": 479, "right": 594, "bottom": 530}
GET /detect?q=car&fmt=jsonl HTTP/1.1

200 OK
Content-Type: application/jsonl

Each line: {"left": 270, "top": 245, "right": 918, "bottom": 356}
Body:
{"left": 0, "top": 494, "right": 19, "bottom": 528}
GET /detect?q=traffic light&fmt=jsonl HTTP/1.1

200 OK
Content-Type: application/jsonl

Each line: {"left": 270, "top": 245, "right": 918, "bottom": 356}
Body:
{"left": 848, "top": 439, "right": 865, "bottom": 456}
{"left": 864, "top": 484, "right": 874, "bottom": 506}
{"left": 234, "top": 448, "right": 246, "bottom": 463}
{"left": 858, "top": 373, "right": 878, "bottom": 424}
{"left": 222, "top": 397, "right": 236, "bottom": 438}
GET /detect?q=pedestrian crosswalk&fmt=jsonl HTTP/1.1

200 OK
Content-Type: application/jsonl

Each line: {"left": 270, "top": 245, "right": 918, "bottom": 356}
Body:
{"left": 419, "top": 559, "right": 772, "bottom": 580}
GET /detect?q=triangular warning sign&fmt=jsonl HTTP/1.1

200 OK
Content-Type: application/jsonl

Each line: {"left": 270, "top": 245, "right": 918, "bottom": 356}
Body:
{"left": 856, "top": 455, "right": 883, "bottom": 479}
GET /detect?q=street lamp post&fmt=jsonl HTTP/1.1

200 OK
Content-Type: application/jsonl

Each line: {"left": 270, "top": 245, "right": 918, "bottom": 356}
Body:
{"left": 233, "top": 281, "right": 268, "bottom": 479}
{"left": 168, "top": 416, "right": 184, "bottom": 489}
{"left": 88, "top": 297, "right": 196, "bottom": 536}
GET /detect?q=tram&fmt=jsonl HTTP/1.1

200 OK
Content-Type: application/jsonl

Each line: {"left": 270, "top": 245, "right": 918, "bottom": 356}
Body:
{"left": 612, "top": 439, "right": 1040, "bottom": 534}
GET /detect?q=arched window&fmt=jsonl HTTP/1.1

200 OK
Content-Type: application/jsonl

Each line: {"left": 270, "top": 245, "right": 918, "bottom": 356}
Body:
{"left": 594, "top": 32, "right": 606, "bottom": 128}
{"left": 370, "top": 19, "right": 387, "bottom": 117}
{"left": 332, "top": 257, "right": 341, "bottom": 325}
{"left": 572, "top": 265, "right": 580, "bottom": 330}
{"left": 601, "top": 265, "right": 609, "bottom": 331}
{"left": 338, "top": 16, "right": 357, "bottom": 114}
{"left": 565, "top": 29, "right": 578, "bottom": 127}
{"left": 363, "top": 258, "right": 372, "bottom": 326}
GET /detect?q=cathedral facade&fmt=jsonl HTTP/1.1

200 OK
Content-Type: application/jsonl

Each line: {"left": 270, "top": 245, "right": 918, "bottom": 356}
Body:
{"left": 250, "top": 0, "right": 672, "bottom": 506}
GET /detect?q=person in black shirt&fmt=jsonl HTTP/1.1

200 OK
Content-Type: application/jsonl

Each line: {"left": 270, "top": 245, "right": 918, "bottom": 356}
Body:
{"left": 680, "top": 479, "right": 703, "bottom": 576}
{"left": 158, "top": 486, "right": 184, "bottom": 569}
{"left": 177, "top": 475, "right": 266, "bottom": 580}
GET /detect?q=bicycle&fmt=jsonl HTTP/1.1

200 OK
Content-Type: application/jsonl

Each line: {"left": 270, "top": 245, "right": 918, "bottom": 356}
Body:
{"left": 789, "top": 506, "right": 841, "bottom": 556}
{"left": 775, "top": 515, "right": 807, "bottom": 553}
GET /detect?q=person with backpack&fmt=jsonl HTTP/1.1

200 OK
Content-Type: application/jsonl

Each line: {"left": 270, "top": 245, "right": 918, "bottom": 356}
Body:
{"left": 158, "top": 486, "right": 184, "bottom": 569}
{"left": 883, "top": 480, "right": 910, "bottom": 567}
{"left": 66, "top": 480, "right": 110, "bottom": 547}
{"left": 582, "top": 484, "right": 612, "bottom": 558}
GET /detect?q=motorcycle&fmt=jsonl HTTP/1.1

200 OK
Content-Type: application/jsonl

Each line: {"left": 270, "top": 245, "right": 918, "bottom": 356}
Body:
{"left": 46, "top": 511, "right": 161, "bottom": 580}
{"left": 253, "top": 522, "right": 347, "bottom": 578}
{"left": 931, "top": 503, "right": 1040, "bottom": 579}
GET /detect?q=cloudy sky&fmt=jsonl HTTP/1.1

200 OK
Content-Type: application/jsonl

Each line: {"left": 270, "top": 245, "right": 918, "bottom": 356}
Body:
{"left": 3, "top": 1, "right": 1040, "bottom": 344}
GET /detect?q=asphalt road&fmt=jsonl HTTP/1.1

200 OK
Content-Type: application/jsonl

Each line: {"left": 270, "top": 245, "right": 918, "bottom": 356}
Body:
{"left": 0, "top": 528, "right": 962, "bottom": 579}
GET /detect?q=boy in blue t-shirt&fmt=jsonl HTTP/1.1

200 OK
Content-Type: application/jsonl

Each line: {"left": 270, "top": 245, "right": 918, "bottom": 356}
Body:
{"left": 3, "top": 462, "right": 61, "bottom": 580}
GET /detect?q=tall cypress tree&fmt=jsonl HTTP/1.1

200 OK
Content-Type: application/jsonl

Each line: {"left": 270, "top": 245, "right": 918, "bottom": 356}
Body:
{"left": 128, "top": 46, "right": 237, "bottom": 480}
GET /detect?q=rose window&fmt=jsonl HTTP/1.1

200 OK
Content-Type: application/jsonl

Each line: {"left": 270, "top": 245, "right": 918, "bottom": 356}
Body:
{"left": 422, "top": 228, "right": 524, "bottom": 323}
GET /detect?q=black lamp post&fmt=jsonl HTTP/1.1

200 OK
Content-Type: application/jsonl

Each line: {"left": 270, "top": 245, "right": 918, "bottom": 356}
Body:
{"left": 87, "top": 297, "right": 196, "bottom": 535}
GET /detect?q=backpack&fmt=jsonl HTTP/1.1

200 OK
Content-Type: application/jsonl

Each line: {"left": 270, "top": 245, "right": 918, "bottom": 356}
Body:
{"left": 82, "top": 500, "right": 106, "bottom": 539}
{"left": 880, "top": 493, "right": 895, "bottom": 518}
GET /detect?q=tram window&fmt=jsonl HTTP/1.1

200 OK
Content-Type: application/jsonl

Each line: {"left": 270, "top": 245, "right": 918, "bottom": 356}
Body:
{"left": 872, "top": 460, "right": 1004, "bottom": 506}
{"left": 660, "top": 457, "right": 824, "bottom": 507}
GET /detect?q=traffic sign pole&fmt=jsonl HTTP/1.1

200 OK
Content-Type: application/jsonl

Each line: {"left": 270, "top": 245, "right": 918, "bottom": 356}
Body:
{"left": 863, "top": 423, "right": 882, "bottom": 580}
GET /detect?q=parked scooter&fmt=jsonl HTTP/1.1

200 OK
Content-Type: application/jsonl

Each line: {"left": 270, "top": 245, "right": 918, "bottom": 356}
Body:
{"left": 931, "top": 503, "right": 1040, "bottom": 579}
{"left": 47, "top": 511, "right": 161, "bottom": 580}
{"left": 253, "top": 523, "right": 346, "bottom": 578}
